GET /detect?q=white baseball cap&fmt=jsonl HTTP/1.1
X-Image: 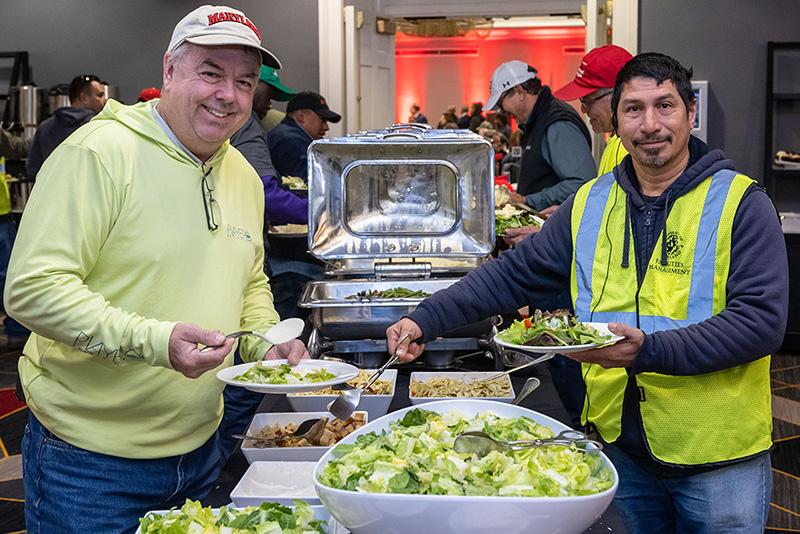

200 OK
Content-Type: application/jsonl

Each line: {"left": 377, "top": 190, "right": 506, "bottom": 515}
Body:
{"left": 484, "top": 60, "right": 538, "bottom": 111}
{"left": 168, "top": 5, "right": 281, "bottom": 69}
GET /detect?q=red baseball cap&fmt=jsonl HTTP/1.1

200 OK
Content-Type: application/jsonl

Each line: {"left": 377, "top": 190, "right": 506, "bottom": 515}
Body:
{"left": 138, "top": 87, "right": 161, "bottom": 102}
{"left": 553, "top": 45, "right": 633, "bottom": 101}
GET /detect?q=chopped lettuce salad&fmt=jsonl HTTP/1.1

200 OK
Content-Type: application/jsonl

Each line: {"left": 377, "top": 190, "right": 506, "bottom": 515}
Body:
{"left": 494, "top": 204, "right": 544, "bottom": 234}
{"left": 319, "top": 409, "right": 613, "bottom": 497}
{"left": 235, "top": 363, "right": 336, "bottom": 385}
{"left": 139, "top": 499, "right": 327, "bottom": 533}
{"left": 497, "top": 309, "right": 612, "bottom": 347}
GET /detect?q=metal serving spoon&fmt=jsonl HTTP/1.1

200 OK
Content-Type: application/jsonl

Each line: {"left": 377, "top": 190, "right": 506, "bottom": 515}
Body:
{"left": 233, "top": 417, "right": 325, "bottom": 445}
{"left": 327, "top": 333, "right": 411, "bottom": 420}
{"left": 200, "top": 318, "right": 305, "bottom": 352}
{"left": 511, "top": 377, "right": 541, "bottom": 406}
{"left": 453, "top": 429, "right": 603, "bottom": 457}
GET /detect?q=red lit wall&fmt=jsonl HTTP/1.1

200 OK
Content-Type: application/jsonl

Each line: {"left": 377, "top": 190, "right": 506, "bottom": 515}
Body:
{"left": 395, "top": 27, "right": 586, "bottom": 125}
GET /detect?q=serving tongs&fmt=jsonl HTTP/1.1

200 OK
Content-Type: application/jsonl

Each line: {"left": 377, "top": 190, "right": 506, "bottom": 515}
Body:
{"left": 327, "top": 334, "right": 411, "bottom": 420}
{"left": 453, "top": 429, "right": 603, "bottom": 457}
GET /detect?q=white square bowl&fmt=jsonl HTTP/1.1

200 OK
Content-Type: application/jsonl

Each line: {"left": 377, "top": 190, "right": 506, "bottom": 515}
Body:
{"left": 241, "top": 411, "right": 368, "bottom": 464}
{"left": 409, "top": 371, "right": 515, "bottom": 405}
{"left": 230, "top": 461, "right": 320, "bottom": 507}
{"left": 287, "top": 369, "right": 397, "bottom": 420}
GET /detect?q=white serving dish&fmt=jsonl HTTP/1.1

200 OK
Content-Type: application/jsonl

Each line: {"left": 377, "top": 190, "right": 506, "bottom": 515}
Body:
{"left": 314, "top": 400, "right": 618, "bottom": 534}
{"left": 287, "top": 369, "right": 397, "bottom": 419}
{"left": 231, "top": 461, "right": 320, "bottom": 506}
{"left": 216, "top": 359, "right": 359, "bottom": 394}
{"left": 408, "top": 371, "right": 515, "bottom": 405}
{"left": 136, "top": 504, "right": 346, "bottom": 533}
{"left": 242, "top": 411, "right": 368, "bottom": 464}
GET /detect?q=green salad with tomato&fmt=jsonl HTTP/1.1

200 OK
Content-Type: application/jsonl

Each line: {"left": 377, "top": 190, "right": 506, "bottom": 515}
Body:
{"left": 234, "top": 363, "right": 335, "bottom": 385}
{"left": 139, "top": 499, "right": 327, "bottom": 533}
{"left": 319, "top": 409, "right": 613, "bottom": 497}
{"left": 497, "top": 309, "right": 611, "bottom": 347}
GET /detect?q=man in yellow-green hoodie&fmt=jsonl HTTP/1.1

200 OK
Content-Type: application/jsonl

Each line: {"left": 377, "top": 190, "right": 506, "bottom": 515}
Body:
{"left": 4, "top": 6, "right": 305, "bottom": 533}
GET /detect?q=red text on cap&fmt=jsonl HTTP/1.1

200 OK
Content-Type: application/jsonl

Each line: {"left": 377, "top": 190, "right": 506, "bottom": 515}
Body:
{"left": 207, "top": 12, "right": 261, "bottom": 40}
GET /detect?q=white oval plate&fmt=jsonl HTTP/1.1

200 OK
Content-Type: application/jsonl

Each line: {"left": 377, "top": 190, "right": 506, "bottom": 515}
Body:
{"left": 494, "top": 322, "right": 624, "bottom": 354}
{"left": 216, "top": 359, "right": 359, "bottom": 394}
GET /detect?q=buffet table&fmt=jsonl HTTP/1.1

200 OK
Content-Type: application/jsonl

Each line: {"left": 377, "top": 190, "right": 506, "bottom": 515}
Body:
{"left": 207, "top": 362, "right": 627, "bottom": 534}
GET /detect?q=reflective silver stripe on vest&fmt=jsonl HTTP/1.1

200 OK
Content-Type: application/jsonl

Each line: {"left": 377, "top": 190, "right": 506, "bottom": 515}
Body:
{"left": 574, "top": 169, "right": 738, "bottom": 333}
{"left": 573, "top": 172, "right": 616, "bottom": 319}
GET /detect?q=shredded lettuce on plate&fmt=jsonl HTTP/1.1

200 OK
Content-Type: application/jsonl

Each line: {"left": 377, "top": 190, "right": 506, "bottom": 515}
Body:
{"left": 139, "top": 499, "right": 327, "bottom": 534}
{"left": 234, "top": 363, "right": 335, "bottom": 384}
{"left": 319, "top": 409, "right": 613, "bottom": 497}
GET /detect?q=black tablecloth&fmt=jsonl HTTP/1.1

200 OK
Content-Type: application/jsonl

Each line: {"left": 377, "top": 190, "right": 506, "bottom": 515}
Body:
{"left": 207, "top": 362, "right": 626, "bottom": 533}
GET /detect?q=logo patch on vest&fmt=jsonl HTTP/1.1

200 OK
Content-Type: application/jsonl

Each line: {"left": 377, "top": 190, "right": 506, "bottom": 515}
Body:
{"left": 648, "top": 231, "right": 690, "bottom": 276}
{"left": 665, "top": 231, "right": 684, "bottom": 259}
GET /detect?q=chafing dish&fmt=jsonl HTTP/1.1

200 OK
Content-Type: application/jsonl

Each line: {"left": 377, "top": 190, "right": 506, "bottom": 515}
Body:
{"left": 298, "top": 125, "right": 499, "bottom": 368}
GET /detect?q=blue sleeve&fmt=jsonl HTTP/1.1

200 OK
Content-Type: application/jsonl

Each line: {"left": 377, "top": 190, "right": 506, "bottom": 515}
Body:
{"left": 408, "top": 197, "right": 575, "bottom": 341}
{"left": 261, "top": 175, "right": 308, "bottom": 225}
{"left": 633, "top": 187, "right": 788, "bottom": 375}
{"left": 26, "top": 135, "right": 44, "bottom": 178}
{"left": 524, "top": 122, "right": 595, "bottom": 210}
{"left": 268, "top": 135, "right": 308, "bottom": 180}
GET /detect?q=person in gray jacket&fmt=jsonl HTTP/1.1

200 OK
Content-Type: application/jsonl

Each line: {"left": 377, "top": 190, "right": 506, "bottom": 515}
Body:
{"left": 26, "top": 74, "right": 106, "bottom": 178}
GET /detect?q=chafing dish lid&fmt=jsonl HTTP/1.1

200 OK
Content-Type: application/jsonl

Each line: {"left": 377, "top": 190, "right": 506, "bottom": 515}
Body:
{"left": 307, "top": 127, "right": 494, "bottom": 261}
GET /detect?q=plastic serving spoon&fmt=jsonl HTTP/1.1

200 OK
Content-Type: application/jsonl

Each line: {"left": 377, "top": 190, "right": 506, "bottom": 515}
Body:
{"left": 200, "top": 317, "right": 305, "bottom": 352}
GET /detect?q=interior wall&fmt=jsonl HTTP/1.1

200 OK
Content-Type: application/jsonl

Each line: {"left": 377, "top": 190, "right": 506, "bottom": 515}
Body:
{"left": 394, "top": 27, "right": 585, "bottom": 125}
{"left": 639, "top": 0, "right": 800, "bottom": 180}
{"left": 0, "top": 0, "right": 319, "bottom": 109}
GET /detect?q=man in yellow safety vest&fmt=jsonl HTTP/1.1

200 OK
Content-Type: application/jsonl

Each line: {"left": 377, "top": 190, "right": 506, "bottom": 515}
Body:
{"left": 387, "top": 52, "right": 786, "bottom": 533}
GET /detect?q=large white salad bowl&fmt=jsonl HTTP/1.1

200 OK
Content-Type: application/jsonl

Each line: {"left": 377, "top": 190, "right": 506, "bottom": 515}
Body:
{"left": 313, "top": 399, "right": 618, "bottom": 534}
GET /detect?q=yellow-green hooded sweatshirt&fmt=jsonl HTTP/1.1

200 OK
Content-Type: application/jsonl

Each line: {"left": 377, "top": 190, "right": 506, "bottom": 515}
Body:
{"left": 5, "top": 99, "right": 280, "bottom": 458}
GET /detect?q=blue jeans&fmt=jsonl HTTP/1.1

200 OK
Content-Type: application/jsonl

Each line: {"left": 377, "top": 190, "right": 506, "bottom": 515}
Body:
{"left": 218, "top": 350, "right": 264, "bottom": 462}
{"left": 604, "top": 445, "right": 771, "bottom": 534}
{"left": 0, "top": 216, "right": 29, "bottom": 336}
{"left": 23, "top": 413, "right": 224, "bottom": 534}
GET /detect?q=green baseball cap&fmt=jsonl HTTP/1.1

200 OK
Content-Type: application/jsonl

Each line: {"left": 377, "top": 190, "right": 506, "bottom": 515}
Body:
{"left": 259, "top": 66, "right": 295, "bottom": 102}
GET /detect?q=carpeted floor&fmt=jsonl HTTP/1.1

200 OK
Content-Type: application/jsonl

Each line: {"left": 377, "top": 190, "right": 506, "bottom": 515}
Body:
{"left": 0, "top": 346, "right": 798, "bottom": 533}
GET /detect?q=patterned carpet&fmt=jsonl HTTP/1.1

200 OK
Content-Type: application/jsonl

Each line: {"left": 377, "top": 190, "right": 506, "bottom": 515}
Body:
{"left": 0, "top": 347, "right": 798, "bottom": 533}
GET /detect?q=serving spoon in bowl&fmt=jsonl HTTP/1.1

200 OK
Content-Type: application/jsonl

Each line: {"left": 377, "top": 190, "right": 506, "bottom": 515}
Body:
{"left": 232, "top": 417, "right": 325, "bottom": 446}
{"left": 327, "top": 333, "right": 411, "bottom": 420}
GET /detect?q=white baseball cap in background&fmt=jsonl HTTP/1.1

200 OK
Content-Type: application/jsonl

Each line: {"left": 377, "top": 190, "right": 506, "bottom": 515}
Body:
{"left": 484, "top": 60, "right": 538, "bottom": 111}
{"left": 168, "top": 4, "right": 282, "bottom": 68}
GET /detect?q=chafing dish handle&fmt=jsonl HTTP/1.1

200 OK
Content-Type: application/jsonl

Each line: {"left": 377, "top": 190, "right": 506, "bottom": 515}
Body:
{"left": 374, "top": 261, "right": 432, "bottom": 280}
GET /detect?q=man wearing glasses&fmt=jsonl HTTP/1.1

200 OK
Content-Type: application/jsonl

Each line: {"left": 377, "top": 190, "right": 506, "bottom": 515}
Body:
{"left": 554, "top": 45, "right": 634, "bottom": 176}
{"left": 485, "top": 60, "right": 595, "bottom": 232}
{"left": 26, "top": 73, "right": 107, "bottom": 178}
{"left": 5, "top": 6, "right": 306, "bottom": 532}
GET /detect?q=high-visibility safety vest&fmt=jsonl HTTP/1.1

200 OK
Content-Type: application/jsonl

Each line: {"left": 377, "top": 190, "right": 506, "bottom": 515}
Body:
{"left": 596, "top": 134, "right": 627, "bottom": 177}
{"left": 570, "top": 168, "right": 772, "bottom": 466}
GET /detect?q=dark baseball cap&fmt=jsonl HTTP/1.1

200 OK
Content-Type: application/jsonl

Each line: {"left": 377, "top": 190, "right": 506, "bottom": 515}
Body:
{"left": 286, "top": 91, "right": 341, "bottom": 123}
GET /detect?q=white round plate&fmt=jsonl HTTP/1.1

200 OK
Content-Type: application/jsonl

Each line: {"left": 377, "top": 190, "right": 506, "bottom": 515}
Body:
{"left": 216, "top": 359, "right": 359, "bottom": 394}
{"left": 494, "top": 322, "right": 624, "bottom": 354}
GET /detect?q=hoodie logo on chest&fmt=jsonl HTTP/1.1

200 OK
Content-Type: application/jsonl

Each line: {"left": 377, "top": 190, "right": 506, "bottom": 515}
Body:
{"left": 225, "top": 224, "right": 253, "bottom": 242}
